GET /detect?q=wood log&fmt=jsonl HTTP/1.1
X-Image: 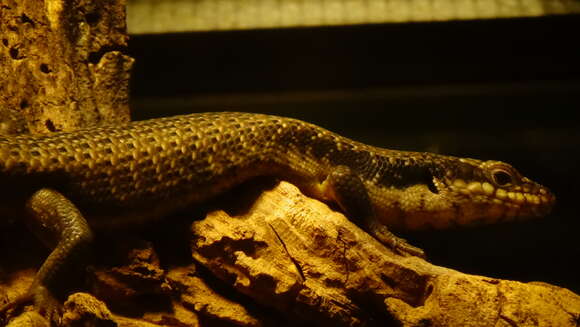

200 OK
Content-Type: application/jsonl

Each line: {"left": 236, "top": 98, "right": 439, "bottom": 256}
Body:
{"left": 2, "top": 174, "right": 579, "bottom": 326}
{"left": 189, "top": 181, "right": 580, "bottom": 327}
{"left": 0, "top": 0, "right": 132, "bottom": 133}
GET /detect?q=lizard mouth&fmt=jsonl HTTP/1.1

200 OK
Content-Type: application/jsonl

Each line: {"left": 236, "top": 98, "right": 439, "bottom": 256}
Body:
{"left": 500, "top": 185, "right": 555, "bottom": 217}
{"left": 445, "top": 178, "right": 556, "bottom": 218}
{"left": 513, "top": 188, "right": 556, "bottom": 217}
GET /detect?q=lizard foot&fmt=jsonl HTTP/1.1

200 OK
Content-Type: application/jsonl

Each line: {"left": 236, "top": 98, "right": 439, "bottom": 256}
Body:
{"left": 1, "top": 285, "right": 63, "bottom": 326}
{"left": 31, "top": 284, "right": 63, "bottom": 326}
{"left": 369, "top": 223, "right": 426, "bottom": 258}
{"left": 0, "top": 293, "right": 33, "bottom": 325}
{"left": 389, "top": 236, "right": 426, "bottom": 259}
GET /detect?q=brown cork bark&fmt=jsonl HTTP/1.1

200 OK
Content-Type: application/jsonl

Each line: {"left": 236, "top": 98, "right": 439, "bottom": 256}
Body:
{"left": 4, "top": 182, "right": 579, "bottom": 327}
{"left": 187, "top": 181, "right": 580, "bottom": 327}
{"left": 0, "top": 0, "right": 133, "bottom": 134}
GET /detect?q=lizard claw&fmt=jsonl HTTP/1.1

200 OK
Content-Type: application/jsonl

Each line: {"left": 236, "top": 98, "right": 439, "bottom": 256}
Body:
{"left": 31, "top": 284, "right": 63, "bottom": 326}
{"left": 368, "top": 222, "right": 427, "bottom": 259}
{"left": 0, "top": 293, "right": 33, "bottom": 325}
{"left": 391, "top": 237, "right": 426, "bottom": 259}
{"left": 1, "top": 285, "right": 63, "bottom": 326}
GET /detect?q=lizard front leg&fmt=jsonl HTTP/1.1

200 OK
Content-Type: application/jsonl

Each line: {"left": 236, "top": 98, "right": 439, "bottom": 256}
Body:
{"left": 321, "top": 165, "right": 425, "bottom": 258}
{"left": 1, "top": 188, "right": 94, "bottom": 325}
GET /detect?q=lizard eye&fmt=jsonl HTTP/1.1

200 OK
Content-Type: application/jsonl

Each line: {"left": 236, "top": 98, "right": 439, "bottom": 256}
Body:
{"left": 491, "top": 169, "right": 513, "bottom": 187}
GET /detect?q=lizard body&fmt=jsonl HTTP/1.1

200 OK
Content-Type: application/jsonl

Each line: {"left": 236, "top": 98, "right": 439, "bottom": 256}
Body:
{"left": 0, "top": 112, "right": 555, "bottom": 324}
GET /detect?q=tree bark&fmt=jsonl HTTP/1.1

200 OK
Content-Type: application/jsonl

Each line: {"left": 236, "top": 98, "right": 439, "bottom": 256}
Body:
{"left": 7, "top": 181, "right": 576, "bottom": 327}
{"left": 0, "top": 0, "right": 132, "bottom": 133}
{"left": 188, "top": 181, "right": 580, "bottom": 327}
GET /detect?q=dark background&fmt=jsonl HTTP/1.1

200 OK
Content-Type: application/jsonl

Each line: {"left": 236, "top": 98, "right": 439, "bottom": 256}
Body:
{"left": 129, "top": 16, "right": 580, "bottom": 293}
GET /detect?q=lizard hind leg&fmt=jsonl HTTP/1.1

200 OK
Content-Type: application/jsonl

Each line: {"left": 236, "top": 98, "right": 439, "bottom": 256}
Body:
{"left": 0, "top": 293, "right": 33, "bottom": 324}
{"left": 2, "top": 188, "right": 94, "bottom": 325}
{"left": 323, "top": 165, "right": 425, "bottom": 258}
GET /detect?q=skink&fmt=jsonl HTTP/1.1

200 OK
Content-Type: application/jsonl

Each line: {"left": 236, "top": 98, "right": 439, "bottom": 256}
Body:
{"left": 0, "top": 112, "right": 555, "bottom": 324}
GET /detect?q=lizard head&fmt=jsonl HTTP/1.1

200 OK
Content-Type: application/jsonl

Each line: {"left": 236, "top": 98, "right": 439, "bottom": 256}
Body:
{"left": 428, "top": 157, "right": 556, "bottom": 228}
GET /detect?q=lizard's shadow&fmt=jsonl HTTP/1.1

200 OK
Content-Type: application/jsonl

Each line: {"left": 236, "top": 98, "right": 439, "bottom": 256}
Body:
{"left": 202, "top": 176, "right": 281, "bottom": 218}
